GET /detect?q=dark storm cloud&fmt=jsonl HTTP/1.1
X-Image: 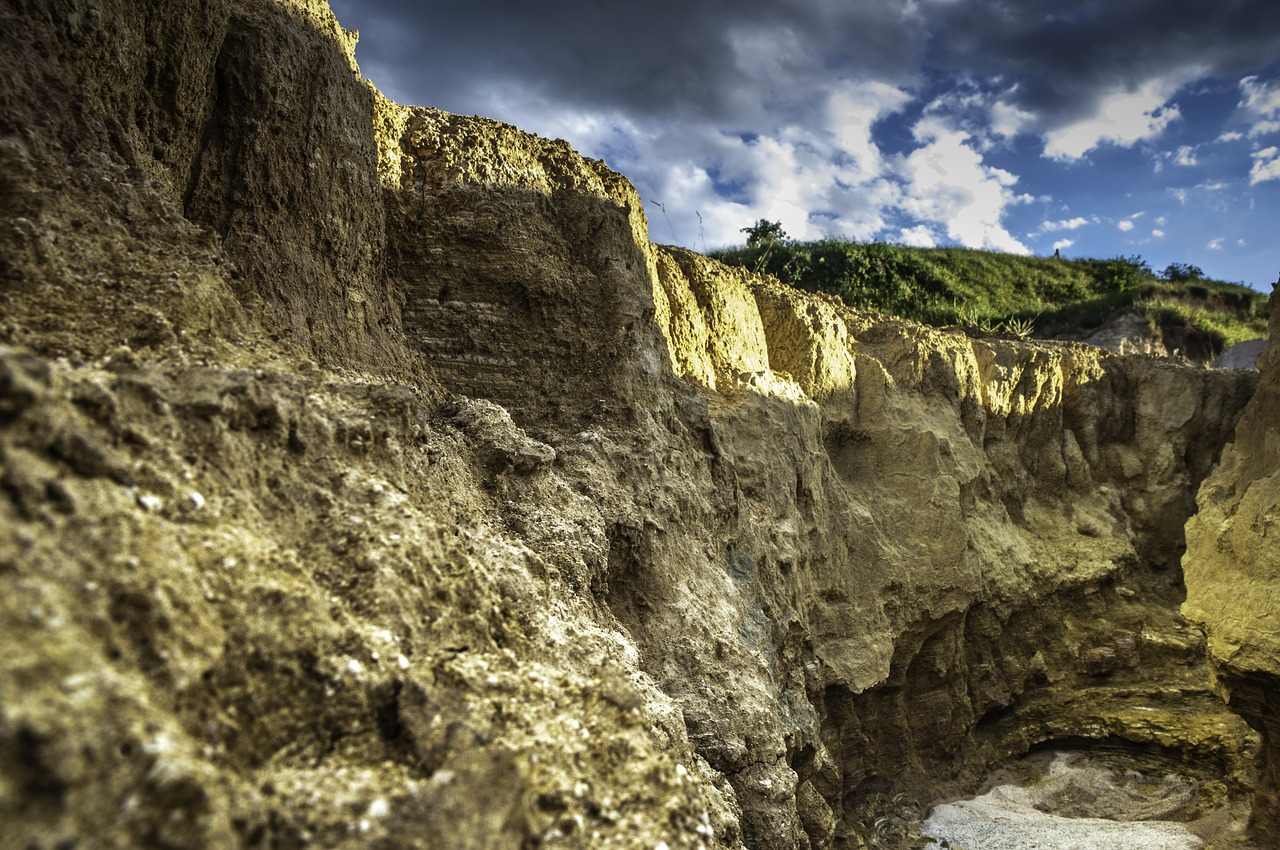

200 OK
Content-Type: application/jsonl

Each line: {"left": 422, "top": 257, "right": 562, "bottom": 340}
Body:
{"left": 329, "top": 0, "right": 927, "bottom": 124}
{"left": 924, "top": 0, "right": 1280, "bottom": 126}
{"left": 333, "top": 0, "right": 1280, "bottom": 137}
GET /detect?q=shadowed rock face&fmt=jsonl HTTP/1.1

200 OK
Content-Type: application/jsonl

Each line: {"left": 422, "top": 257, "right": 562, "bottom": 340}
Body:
{"left": 0, "top": 2, "right": 1271, "bottom": 848}
{"left": 1185, "top": 291, "right": 1280, "bottom": 840}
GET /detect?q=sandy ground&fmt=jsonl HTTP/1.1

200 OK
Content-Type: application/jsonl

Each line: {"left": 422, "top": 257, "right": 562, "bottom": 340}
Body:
{"left": 922, "top": 751, "right": 1206, "bottom": 850}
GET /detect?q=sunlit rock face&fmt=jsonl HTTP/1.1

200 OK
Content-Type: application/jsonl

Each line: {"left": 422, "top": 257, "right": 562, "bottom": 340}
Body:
{"left": 1185, "top": 290, "right": 1280, "bottom": 842}
{"left": 0, "top": 1, "right": 1270, "bottom": 848}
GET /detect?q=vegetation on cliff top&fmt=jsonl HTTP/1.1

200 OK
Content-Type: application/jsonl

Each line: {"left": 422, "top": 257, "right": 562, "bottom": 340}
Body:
{"left": 710, "top": 221, "right": 1269, "bottom": 357}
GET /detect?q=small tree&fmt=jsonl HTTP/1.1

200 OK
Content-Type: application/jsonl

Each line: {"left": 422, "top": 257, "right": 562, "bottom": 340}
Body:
{"left": 741, "top": 219, "right": 788, "bottom": 248}
{"left": 1091, "top": 255, "right": 1151, "bottom": 293}
{"left": 1161, "top": 262, "right": 1205, "bottom": 282}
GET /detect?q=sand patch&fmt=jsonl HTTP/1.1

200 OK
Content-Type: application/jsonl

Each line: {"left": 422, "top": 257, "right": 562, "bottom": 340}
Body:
{"left": 923, "top": 750, "right": 1209, "bottom": 850}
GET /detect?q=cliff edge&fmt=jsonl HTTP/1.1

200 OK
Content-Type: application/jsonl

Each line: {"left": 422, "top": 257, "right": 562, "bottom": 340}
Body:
{"left": 0, "top": 1, "right": 1271, "bottom": 848}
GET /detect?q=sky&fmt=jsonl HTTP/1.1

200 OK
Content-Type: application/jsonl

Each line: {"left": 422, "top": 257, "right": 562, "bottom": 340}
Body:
{"left": 329, "top": 0, "right": 1280, "bottom": 290}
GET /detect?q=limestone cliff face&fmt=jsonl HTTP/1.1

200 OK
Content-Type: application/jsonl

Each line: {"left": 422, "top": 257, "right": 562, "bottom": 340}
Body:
{"left": 1184, "top": 291, "right": 1280, "bottom": 837}
{"left": 0, "top": 2, "right": 1268, "bottom": 849}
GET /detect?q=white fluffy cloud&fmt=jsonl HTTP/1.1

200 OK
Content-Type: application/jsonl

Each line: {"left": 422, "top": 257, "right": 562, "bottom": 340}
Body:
{"left": 828, "top": 80, "right": 914, "bottom": 177}
{"left": 1116, "top": 211, "right": 1146, "bottom": 232}
{"left": 988, "top": 91, "right": 1037, "bottom": 140}
{"left": 1052, "top": 238, "right": 1073, "bottom": 251}
{"left": 1241, "top": 75, "right": 1280, "bottom": 137}
{"left": 572, "top": 81, "right": 1040, "bottom": 255}
{"left": 1043, "top": 80, "right": 1181, "bottom": 160}
{"left": 1041, "top": 216, "right": 1089, "bottom": 231}
{"left": 1251, "top": 146, "right": 1280, "bottom": 184}
{"left": 900, "top": 225, "right": 938, "bottom": 247}
{"left": 899, "top": 117, "right": 1031, "bottom": 253}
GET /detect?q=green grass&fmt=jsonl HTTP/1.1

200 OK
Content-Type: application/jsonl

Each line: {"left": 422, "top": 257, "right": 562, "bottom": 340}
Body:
{"left": 709, "top": 238, "right": 1269, "bottom": 358}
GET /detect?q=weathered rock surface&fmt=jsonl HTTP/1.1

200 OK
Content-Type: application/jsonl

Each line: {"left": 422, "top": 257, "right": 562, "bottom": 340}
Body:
{"left": 1080, "top": 310, "right": 1170, "bottom": 358}
{"left": 1185, "top": 290, "right": 1280, "bottom": 839}
{"left": 0, "top": 1, "right": 1270, "bottom": 848}
{"left": 1213, "top": 339, "right": 1268, "bottom": 370}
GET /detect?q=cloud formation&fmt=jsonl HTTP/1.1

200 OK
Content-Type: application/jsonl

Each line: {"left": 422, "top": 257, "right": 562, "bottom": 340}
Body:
{"left": 899, "top": 117, "right": 1031, "bottom": 253}
{"left": 1252, "top": 147, "right": 1280, "bottom": 184}
{"left": 1241, "top": 75, "right": 1280, "bottom": 136}
{"left": 1042, "top": 217, "right": 1089, "bottom": 231}
{"left": 1043, "top": 82, "right": 1182, "bottom": 160}
{"left": 331, "top": 0, "right": 1280, "bottom": 283}
{"left": 922, "top": 0, "right": 1280, "bottom": 130}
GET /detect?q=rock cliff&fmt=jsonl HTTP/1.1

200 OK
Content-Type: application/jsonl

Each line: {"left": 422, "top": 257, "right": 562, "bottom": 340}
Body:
{"left": 1185, "top": 290, "right": 1280, "bottom": 839}
{"left": 0, "top": 1, "right": 1271, "bottom": 848}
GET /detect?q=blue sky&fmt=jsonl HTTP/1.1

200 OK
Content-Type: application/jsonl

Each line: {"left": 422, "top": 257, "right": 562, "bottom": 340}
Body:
{"left": 330, "top": 0, "right": 1280, "bottom": 290}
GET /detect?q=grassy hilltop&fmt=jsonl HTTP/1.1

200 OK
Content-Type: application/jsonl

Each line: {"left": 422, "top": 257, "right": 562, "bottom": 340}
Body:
{"left": 710, "top": 222, "right": 1269, "bottom": 361}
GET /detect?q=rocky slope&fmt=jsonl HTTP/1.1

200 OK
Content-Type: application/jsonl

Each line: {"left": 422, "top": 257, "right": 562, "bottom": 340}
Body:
{"left": 0, "top": 1, "right": 1272, "bottom": 848}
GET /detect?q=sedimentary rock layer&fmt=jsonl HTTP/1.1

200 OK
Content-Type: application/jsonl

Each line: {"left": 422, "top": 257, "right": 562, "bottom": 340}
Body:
{"left": 0, "top": 1, "right": 1268, "bottom": 848}
{"left": 1185, "top": 291, "right": 1280, "bottom": 838}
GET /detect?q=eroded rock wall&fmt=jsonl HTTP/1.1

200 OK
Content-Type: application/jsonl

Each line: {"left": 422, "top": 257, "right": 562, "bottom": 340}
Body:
{"left": 1184, "top": 290, "right": 1280, "bottom": 839}
{"left": 0, "top": 0, "right": 412, "bottom": 373}
{"left": 0, "top": 2, "right": 1267, "bottom": 849}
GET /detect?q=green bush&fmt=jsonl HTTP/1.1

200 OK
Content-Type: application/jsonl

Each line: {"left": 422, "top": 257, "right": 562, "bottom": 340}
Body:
{"left": 1082, "top": 255, "right": 1152, "bottom": 294}
{"left": 1161, "top": 262, "right": 1205, "bottom": 282}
